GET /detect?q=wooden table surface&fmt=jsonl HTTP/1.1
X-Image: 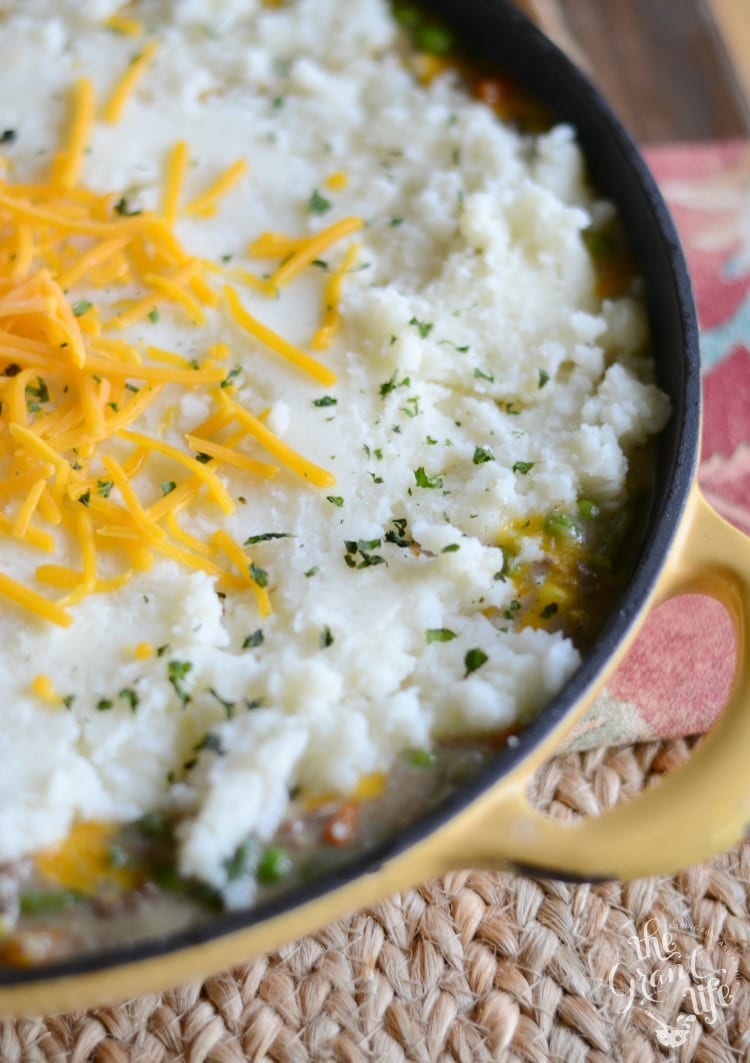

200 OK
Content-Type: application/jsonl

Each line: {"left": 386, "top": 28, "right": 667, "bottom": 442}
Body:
{"left": 517, "top": 0, "right": 750, "bottom": 143}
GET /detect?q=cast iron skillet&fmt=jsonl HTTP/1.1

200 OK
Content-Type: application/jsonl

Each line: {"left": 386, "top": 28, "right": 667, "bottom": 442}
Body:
{"left": 4, "top": 0, "right": 750, "bottom": 1017}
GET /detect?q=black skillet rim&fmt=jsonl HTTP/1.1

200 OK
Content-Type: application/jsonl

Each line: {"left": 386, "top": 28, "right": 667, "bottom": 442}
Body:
{"left": 0, "top": 0, "right": 701, "bottom": 986}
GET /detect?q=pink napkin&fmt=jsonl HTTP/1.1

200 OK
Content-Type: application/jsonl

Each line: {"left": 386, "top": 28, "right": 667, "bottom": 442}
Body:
{"left": 566, "top": 139, "right": 750, "bottom": 751}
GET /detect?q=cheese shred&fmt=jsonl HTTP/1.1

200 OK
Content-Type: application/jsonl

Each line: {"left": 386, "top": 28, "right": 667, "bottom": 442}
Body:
{"left": 162, "top": 140, "right": 189, "bottom": 226}
{"left": 223, "top": 286, "right": 337, "bottom": 386}
{"left": 55, "top": 78, "right": 96, "bottom": 189}
{"left": 0, "top": 53, "right": 345, "bottom": 628}
{"left": 183, "top": 160, "right": 248, "bottom": 217}
{"left": 102, "top": 41, "right": 159, "bottom": 125}
{"left": 266, "top": 216, "right": 363, "bottom": 289}
{"left": 312, "top": 242, "right": 359, "bottom": 350}
{"left": 104, "top": 13, "right": 144, "bottom": 38}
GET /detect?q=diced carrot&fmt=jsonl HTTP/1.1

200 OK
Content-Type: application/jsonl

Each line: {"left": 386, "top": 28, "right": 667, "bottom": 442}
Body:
{"left": 489, "top": 726, "right": 521, "bottom": 750}
{"left": 0, "top": 929, "right": 65, "bottom": 967}
{"left": 474, "top": 76, "right": 513, "bottom": 106}
{"left": 323, "top": 800, "right": 359, "bottom": 846}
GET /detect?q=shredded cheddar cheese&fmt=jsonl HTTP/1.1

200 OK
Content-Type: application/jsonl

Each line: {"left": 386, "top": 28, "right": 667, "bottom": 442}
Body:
{"left": 162, "top": 140, "right": 190, "bottom": 226}
{"left": 183, "top": 159, "right": 248, "bottom": 218}
{"left": 102, "top": 41, "right": 159, "bottom": 125}
{"left": 211, "top": 528, "right": 272, "bottom": 616}
{"left": 218, "top": 392, "right": 337, "bottom": 487}
{"left": 224, "top": 286, "right": 337, "bottom": 386}
{"left": 0, "top": 59, "right": 355, "bottom": 628}
{"left": 56, "top": 235, "right": 131, "bottom": 291}
{"left": 104, "top": 12, "right": 144, "bottom": 38}
{"left": 0, "top": 571, "right": 73, "bottom": 627}
{"left": 184, "top": 434, "right": 280, "bottom": 480}
{"left": 262, "top": 216, "right": 363, "bottom": 289}
{"left": 108, "top": 260, "right": 201, "bottom": 329}
{"left": 312, "top": 242, "right": 359, "bottom": 350}
{"left": 54, "top": 78, "right": 96, "bottom": 190}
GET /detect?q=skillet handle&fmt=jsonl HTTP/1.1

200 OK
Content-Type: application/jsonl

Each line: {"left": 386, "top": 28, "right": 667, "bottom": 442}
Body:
{"left": 452, "top": 487, "right": 750, "bottom": 880}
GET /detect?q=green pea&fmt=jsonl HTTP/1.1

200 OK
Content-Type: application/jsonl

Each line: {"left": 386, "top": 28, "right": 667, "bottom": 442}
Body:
{"left": 392, "top": 3, "right": 422, "bottom": 28}
{"left": 595, "top": 507, "right": 631, "bottom": 562}
{"left": 257, "top": 846, "right": 293, "bottom": 885}
{"left": 20, "top": 889, "right": 81, "bottom": 915}
{"left": 577, "top": 499, "right": 600, "bottom": 521}
{"left": 414, "top": 24, "right": 453, "bottom": 54}
{"left": 224, "top": 840, "right": 253, "bottom": 882}
{"left": 135, "top": 811, "right": 171, "bottom": 841}
{"left": 150, "top": 863, "right": 183, "bottom": 892}
{"left": 409, "top": 748, "right": 436, "bottom": 767}
{"left": 544, "top": 513, "right": 581, "bottom": 541}
{"left": 582, "top": 229, "right": 617, "bottom": 258}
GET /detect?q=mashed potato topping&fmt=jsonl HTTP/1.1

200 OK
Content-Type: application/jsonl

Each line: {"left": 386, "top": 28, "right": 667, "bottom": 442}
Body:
{"left": 0, "top": 0, "right": 669, "bottom": 898}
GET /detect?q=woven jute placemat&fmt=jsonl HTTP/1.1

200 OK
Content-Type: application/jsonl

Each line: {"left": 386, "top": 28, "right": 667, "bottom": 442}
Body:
{"left": 2, "top": 737, "right": 749, "bottom": 1061}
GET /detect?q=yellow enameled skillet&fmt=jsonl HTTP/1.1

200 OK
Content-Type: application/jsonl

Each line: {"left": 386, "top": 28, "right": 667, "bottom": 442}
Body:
{"left": 2, "top": 0, "right": 750, "bottom": 1016}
